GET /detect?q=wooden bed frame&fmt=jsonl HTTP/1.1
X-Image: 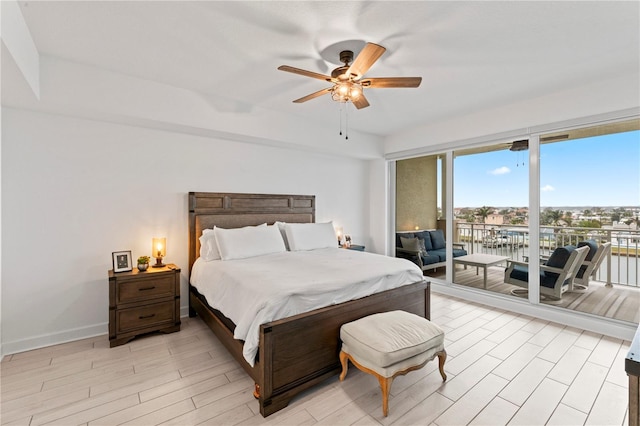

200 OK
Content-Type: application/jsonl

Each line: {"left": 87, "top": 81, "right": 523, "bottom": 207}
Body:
{"left": 188, "top": 192, "right": 430, "bottom": 417}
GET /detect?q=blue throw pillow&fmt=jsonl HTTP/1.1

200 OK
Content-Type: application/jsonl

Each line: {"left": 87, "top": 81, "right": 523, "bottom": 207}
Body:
{"left": 414, "top": 231, "right": 434, "bottom": 251}
{"left": 430, "top": 230, "right": 446, "bottom": 250}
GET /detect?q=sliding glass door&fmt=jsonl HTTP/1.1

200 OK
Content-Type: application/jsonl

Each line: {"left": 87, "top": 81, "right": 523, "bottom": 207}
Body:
{"left": 537, "top": 120, "right": 640, "bottom": 321}
{"left": 452, "top": 142, "right": 528, "bottom": 297}
{"left": 393, "top": 117, "right": 639, "bottom": 326}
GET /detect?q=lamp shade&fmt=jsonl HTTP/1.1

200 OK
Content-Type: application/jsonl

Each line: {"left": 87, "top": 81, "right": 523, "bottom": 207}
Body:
{"left": 152, "top": 237, "right": 166, "bottom": 258}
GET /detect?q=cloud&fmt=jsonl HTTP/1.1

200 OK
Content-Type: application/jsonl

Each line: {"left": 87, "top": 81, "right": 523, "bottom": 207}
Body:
{"left": 541, "top": 185, "right": 555, "bottom": 192}
{"left": 489, "top": 166, "right": 510, "bottom": 175}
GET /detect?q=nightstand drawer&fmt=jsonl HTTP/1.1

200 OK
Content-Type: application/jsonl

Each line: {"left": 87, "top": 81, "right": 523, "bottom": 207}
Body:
{"left": 116, "top": 300, "right": 175, "bottom": 333}
{"left": 117, "top": 274, "right": 175, "bottom": 304}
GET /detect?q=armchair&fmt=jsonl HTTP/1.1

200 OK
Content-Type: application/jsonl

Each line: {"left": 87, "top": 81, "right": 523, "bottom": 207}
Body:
{"left": 504, "top": 245, "right": 589, "bottom": 300}
{"left": 573, "top": 240, "right": 611, "bottom": 290}
{"left": 396, "top": 229, "right": 467, "bottom": 272}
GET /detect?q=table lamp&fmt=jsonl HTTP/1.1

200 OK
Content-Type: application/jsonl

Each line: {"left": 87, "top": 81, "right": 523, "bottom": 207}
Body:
{"left": 152, "top": 237, "right": 166, "bottom": 268}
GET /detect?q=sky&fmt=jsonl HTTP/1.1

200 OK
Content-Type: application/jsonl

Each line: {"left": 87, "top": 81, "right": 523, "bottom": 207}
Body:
{"left": 452, "top": 130, "right": 640, "bottom": 208}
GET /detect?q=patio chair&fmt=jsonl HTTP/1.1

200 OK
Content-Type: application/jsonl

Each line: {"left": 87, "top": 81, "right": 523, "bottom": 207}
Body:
{"left": 504, "top": 245, "right": 589, "bottom": 300}
{"left": 573, "top": 240, "right": 611, "bottom": 290}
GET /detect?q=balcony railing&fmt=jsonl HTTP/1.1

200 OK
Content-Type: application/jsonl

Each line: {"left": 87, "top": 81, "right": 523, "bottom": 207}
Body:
{"left": 455, "top": 222, "right": 639, "bottom": 287}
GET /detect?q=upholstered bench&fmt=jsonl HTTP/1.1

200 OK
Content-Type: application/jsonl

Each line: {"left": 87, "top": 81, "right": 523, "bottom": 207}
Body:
{"left": 339, "top": 310, "right": 447, "bottom": 417}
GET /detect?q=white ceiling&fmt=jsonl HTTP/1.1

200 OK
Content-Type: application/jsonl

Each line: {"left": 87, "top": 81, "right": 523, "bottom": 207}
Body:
{"left": 5, "top": 1, "right": 640, "bottom": 138}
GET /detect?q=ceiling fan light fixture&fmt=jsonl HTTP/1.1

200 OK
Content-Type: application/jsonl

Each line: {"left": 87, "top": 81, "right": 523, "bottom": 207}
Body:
{"left": 331, "top": 81, "right": 362, "bottom": 102}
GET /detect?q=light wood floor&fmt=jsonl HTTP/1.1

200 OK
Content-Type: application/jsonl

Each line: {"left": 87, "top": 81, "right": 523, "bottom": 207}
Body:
{"left": 1, "top": 293, "right": 631, "bottom": 425}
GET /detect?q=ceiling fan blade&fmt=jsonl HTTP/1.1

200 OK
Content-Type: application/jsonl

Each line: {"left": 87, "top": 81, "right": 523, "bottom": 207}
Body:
{"left": 352, "top": 94, "right": 370, "bottom": 110}
{"left": 362, "top": 77, "right": 422, "bottom": 88}
{"left": 347, "top": 42, "right": 386, "bottom": 80}
{"left": 292, "top": 88, "right": 332, "bottom": 103}
{"left": 278, "top": 65, "right": 331, "bottom": 82}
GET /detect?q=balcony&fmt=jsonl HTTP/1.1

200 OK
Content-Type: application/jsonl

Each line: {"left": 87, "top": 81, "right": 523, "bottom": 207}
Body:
{"left": 427, "top": 223, "right": 639, "bottom": 324}
{"left": 456, "top": 223, "right": 638, "bottom": 287}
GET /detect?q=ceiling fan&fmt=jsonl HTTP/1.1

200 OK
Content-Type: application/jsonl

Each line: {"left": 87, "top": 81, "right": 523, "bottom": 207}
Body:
{"left": 278, "top": 42, "right": 422, "bottom": 109}
{"left": 509, "top": 139, "right": 529, "bottom": 151}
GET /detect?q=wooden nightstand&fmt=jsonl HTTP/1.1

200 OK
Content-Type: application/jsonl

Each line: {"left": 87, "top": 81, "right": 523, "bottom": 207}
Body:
{"left": 342, "top": 244, "right": 365, "bottom": 251}
{"left": 108, "top": 264, "right": 181, "bottom": 347}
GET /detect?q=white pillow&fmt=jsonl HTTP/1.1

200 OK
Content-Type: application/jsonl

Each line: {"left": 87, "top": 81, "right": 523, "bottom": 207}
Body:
{"left": 285, "top": 222, "right": 337, "bottom": 251}
{"left": 273, "top": 221, "right": 290, "bottom": 251}
{"left": 214, "top": 224, "right": 286, "bottom": 260}
{"left": 199, "top": 228, "right": 220, "bottom": 261}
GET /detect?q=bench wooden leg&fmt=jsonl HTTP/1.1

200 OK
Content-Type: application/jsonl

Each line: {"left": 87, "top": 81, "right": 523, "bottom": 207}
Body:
{"left": 437, "top": 350, "right": 447, "bottom": 381}
{"left": 378, "top": 375, "right": 393, "bottom": 417}
{"left": 340, "top": 348, "right": 446, "bottom": 417}
{"left": 339, "top": 350, "right": 349, "bottom": 381}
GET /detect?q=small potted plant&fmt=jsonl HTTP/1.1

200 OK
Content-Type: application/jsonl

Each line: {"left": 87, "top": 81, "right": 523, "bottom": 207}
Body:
{"left": 137, "top": 255, "right": 150, "bottom": 272}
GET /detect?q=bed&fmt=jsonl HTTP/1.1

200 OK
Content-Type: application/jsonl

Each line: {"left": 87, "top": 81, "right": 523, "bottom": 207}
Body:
{"left": 188, "top": 192, "right": 431, "bottom": 417}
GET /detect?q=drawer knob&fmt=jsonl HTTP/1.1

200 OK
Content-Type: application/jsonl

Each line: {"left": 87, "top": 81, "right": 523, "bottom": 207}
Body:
{"left": 139, "top": 314, "right": 156, "bottom": 319}
{"left": 139, "top": 286, "right": 156, "bottom": 291}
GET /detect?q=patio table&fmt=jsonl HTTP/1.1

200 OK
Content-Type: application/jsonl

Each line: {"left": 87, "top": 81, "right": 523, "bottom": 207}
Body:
{"left": 453, "top": 253, "right": 509, "bottom": 289}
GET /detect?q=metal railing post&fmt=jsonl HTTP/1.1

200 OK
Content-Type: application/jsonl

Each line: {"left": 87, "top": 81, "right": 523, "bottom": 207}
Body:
{"left": 606, "top": 249, "right": 612, "bottom": 287}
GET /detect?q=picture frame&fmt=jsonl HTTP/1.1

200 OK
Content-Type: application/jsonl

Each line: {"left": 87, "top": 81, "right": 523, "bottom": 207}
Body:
{"left": 112, "top": 250, "right": 132, "bottom": 273}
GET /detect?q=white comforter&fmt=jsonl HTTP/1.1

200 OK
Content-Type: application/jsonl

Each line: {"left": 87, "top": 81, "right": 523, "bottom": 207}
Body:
{"left": 190, "top": 248, "right": 424, "bottom": 366}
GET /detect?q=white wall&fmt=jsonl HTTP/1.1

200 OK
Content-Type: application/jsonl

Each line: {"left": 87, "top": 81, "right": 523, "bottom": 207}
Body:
{"left": 1, "top": 108, "right": 372, "bottom": 355}
{"left": 367, "top": 158, "right": 387, "bottom": 255}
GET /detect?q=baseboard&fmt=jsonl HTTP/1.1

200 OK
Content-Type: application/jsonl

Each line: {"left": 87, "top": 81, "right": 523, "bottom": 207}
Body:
{"left": 2, "top": 306, "right": 193, "bottom": 357}
{"left": 180, "top": 305, "right": 190, "bottom": 318}
{"left": 430, "top": 280, "right": 638, "bottom": 342}
{"left": 2, "top": 322, "right": 108, "bottom": 357}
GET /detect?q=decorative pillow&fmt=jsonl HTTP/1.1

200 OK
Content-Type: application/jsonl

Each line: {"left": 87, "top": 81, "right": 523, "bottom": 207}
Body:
{"left": 214, "top": 224, "right": 285, "bottom": 260}
{"left": 396, "top": 232, "right": 414, "bottom": 248}
{"left": 199, "top": 229, "right": 220, "bottom": 261}
{"left": 273, "top": 221, "right": 290, "bottom": 251}
{"left": 414, "top": 231, "right": 434, "bottom": 251}
{"left": 285, "top": 222, "right": 337, "bottom": 251}
{"left": 400, "top": 237, "right": 427, "bottom": 257}
{"left": 430, "top": 230, "right": 446, "bottom": 250}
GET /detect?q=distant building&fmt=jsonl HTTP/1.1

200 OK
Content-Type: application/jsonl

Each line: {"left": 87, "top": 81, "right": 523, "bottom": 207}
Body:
{"left": 486, "top": 214, "right": 504, "bottom": 225}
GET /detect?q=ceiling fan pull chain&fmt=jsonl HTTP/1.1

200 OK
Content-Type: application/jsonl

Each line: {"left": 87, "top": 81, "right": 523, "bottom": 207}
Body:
{"left": 339, "top": 102, "right": 343, "bottom": 136}
{"left": 345, "top": 102, "right": 349, "bottom": 140}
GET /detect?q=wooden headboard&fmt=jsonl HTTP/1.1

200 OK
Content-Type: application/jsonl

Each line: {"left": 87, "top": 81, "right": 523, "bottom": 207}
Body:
{"left": 188, "top": 192, "right": 315, "bottom": 274}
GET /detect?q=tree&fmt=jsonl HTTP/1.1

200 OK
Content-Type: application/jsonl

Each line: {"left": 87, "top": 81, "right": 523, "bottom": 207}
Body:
{"left": 562, "top": 211, "right": 574, "bottom": 227}
{"left": 475, "top": 206, "right": 492, "bottom": 223}
{"left": 548, "top": 210, "right": 563, "bottom": 226}
{"left": 624, "top": 217, "right": 640, "bottom": 229}
{"left": 541, "top": 208, "right": 563, "bottom": 226}
{"left": 577, "top": 219, "right": 602, "bottom": 228}
{"left": 611, "top": 207, "right": 625, "bottom": 223}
